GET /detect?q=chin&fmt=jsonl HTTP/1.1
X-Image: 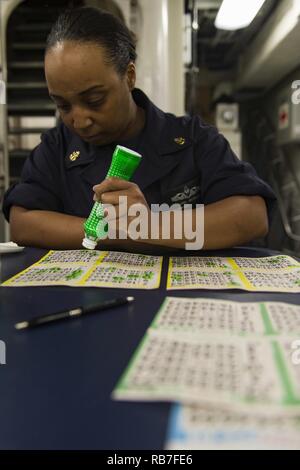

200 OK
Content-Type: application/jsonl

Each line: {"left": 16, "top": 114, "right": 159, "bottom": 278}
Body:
{"left": 92, "top": 137, "right": 111, "bottom": 146}
{"left": 83, "top": 135, "right": 108, "bottom": 146}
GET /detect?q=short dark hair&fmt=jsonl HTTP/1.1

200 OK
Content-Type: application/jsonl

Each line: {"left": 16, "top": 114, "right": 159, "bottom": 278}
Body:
{"left": 45, "top": 6, "right": 137, "bottom": 76}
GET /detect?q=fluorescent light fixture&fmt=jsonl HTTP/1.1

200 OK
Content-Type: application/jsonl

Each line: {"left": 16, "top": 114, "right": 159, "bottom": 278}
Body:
{"left": 215, "top": 0, "right": 266, "bottom": 30}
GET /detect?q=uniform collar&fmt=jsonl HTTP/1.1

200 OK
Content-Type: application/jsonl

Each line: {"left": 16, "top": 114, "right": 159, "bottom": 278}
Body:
{"left": 128, "top": 89, "right": 192, "bottom": 190}
{"left": 131, "top": 88, "right": 191, "bottom": 158}
{"left": 63, "top": 129, "right": 100, "bottom": 169}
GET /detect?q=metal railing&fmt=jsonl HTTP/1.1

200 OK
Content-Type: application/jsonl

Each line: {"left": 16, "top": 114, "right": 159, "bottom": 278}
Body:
{"left": 270, "top": 148, "right": 300, "bottom": 244}
{"left": 242, "top": 105, "right": 300, "bottom": 256}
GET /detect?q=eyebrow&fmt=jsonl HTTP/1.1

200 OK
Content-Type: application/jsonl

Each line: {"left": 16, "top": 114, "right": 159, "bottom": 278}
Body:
{"left": 49, "top": 85, "right": 105, "bottom": 99}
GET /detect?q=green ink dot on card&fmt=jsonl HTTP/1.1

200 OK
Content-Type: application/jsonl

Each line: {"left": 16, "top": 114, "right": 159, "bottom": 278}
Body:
{"left": 142, "top": 272, "right": 154, "bottom": 280}
{"left": 172, "top": 274, "right": 183, "bottom": 281}
{"left": 65, "top": 269, "right": 83, "bottom": 280}
{"left": 112, "top": 276, "right": 125, "bottom": 282}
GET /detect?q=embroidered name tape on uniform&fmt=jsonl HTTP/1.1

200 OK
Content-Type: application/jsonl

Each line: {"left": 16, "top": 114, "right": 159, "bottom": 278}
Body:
{"left": 171, "top": 184, "right": 201, "bottom": 203}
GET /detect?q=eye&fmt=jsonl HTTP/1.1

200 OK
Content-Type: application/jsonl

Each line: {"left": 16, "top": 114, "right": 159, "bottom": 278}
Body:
{"left": 86, "top": 98, "right": 105, "bottom": 109}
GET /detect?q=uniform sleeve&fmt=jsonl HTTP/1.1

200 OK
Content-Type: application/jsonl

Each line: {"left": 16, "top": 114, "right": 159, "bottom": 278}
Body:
{"left": 2, "top": 131, "right": 63, "bottom": 221}
{"left": 195, "top": 122, "right": 277, "bottom": 223}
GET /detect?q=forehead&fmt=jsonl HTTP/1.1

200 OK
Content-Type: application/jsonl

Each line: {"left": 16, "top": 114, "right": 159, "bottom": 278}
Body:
{"left": 45, "top": 41, "right": 119, "bottom": 96}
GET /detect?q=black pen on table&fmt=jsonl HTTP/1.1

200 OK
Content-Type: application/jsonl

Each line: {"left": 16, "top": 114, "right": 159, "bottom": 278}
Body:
{"left": 15, "top": 296, "right": 134, "bottom": 330}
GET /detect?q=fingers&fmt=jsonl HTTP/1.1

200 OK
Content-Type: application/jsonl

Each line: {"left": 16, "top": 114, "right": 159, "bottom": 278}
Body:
{"left": 93, "top": 177, "right": 144, "bottom": 209}
{"left": 92, "top": 178, "right": 150, "bottom": 237}
{"left": 93, "top": 177, "right": 135, "bottom": 201}
{"left": 99, "top": 189, "right": 132, "bottom": 205}
{"left": 103, "top": 200, "right": 128, "bottom": 222}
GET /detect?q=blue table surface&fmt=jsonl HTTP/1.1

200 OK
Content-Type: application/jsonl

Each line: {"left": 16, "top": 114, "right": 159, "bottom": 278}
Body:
{"left": 0, "top": 245, "right": 299, "bottom": 450}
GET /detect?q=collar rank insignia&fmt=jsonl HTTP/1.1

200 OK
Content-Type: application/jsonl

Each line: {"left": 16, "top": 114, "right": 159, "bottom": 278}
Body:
{"left": 174, "top": 137, "right": 186, "bottom": 145}
{"left": 69, "top": 151, "right": 80, "bottom": 162}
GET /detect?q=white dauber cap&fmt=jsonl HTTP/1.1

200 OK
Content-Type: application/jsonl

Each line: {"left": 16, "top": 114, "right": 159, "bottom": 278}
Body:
{"left": 82, "top": 237, "right": 97, "bottom": 250}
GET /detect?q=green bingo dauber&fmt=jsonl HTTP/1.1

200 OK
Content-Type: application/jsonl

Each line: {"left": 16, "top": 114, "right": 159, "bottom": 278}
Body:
{"left": 82, "top": 145, "right": 142, "bottom": 250}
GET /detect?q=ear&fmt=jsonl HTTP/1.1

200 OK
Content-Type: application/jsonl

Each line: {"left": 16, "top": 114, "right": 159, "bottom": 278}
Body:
{"left": 126, "top": 62, "right": 136, "bottom": 91}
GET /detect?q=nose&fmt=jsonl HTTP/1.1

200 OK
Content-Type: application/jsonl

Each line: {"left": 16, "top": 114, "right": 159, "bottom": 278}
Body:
{"left": 71, "top": 105, "right": 93, "bottom": 130}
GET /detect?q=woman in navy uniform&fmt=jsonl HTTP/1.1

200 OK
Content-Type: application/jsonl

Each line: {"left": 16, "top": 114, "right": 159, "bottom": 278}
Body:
{"left": 2, "top": 7, "right": 276, "bottom": 251}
